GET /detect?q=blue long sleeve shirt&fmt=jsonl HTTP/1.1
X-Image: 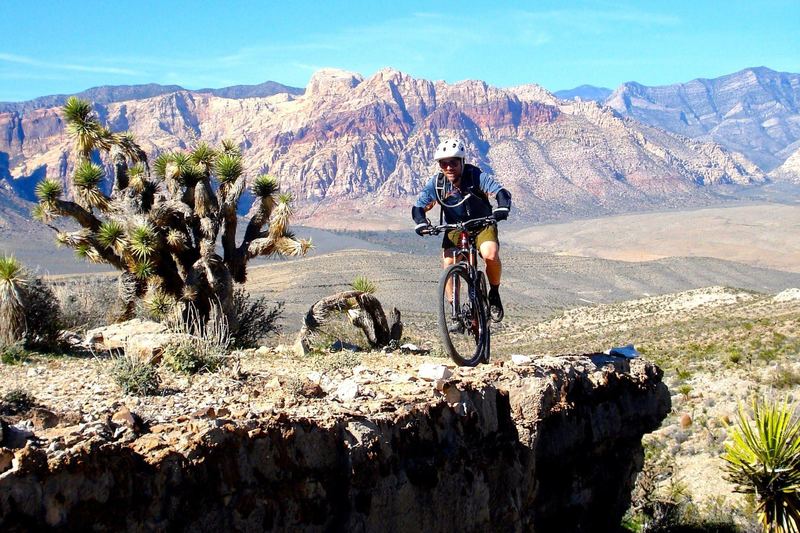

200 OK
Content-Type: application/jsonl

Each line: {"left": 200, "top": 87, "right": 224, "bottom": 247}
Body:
{"left": 414, "top": 164, "right": 504, "bottom": 223}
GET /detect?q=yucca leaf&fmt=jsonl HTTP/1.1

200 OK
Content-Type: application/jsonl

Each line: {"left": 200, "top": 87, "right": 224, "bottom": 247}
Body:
{"left": 35, "top": 179, "right": 63, "bottom": 203}
{"left": 252, "top": 174, "right": 278, "bottom": 198}
{"left": 215, "top": 153, "right": 243, "bottom": 184}
{"left": 722, "top": 397, "right": 800, "bottom": 532}
{"left": 73, "top": 160, "right": 104, "bottom": 189}
{"left": 0, "top": 255, "right": 27, "bottom": 346}
{"left": 166, "top": 229, "right": 186, "bottom": 250}
{"left": 128, "top": 162, "right": 145, "bottom": 180}
{"left": 180, "top": 163, "right": 204, "bottom": 186}
{"left": 351, "top": 274, "right": 376, "bottom": 294}
{"left": 190, "top": 142, "right": 217, "bottom": 171}
{"left": 63, "top": 96, "right": 93, "bottom": 124}
{"left": 74, "top": 243, "right": 91, "bottom": 261}
{"left": 152, "top": 152, "right": 173, "bottom": 180}
{"left": 132, "top": 259, "right": 155, "bottom": 279}
{"left": 114, "top": 131, "right": 147, "bottom": 163}
{"left": 221, "top": 139, "right": 240, "bottom": 157}
{"left": 129, "top": 224, "right": 157, "bottom": 260}
{"left": 0, "top": 256, "right": 26, "bottom": 284}
{"left": 31, "top": 203, "right": 54, "bottom": 222}
{"left": 145, "top": 289, "right": 176, "bottom": 320}
{"left": 97, "top": 220, "right": 127, "bottom": 252}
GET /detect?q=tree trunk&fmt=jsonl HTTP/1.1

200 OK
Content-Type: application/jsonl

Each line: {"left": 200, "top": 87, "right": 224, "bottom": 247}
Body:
{"left": 296, "top": 291, "right": 403, "bottom": 354}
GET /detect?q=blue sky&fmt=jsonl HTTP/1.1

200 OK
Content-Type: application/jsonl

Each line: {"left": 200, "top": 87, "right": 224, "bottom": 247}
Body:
{"left": 1, "top": 0, "right": 798, "bottom": 102}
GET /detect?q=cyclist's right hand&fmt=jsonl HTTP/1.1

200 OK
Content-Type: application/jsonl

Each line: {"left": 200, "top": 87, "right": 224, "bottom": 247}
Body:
{"left": 415, "top": 222, "right": 432, "bottom": 236}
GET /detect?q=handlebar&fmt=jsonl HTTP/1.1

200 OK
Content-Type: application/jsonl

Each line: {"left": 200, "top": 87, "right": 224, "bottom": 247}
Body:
{"left": 419, "top": 215, "right": 498, "bottom": 236}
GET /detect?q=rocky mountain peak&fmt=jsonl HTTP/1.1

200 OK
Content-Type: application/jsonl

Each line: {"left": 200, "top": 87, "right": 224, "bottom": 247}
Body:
{"left": 771, "top": 146, "right": 800, "bottom": 183}
{"left": 508, "top": 83, "right": 559, "bottom": 104}
{"left": 305, "top": 68, "right": 364, "bottom": 99}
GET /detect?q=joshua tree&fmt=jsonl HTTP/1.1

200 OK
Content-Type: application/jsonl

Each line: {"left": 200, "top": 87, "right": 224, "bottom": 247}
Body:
{"left": 34, "top": 97, "right": 311, "bottom": 330}
{"left": 0, "top": 255, "right": 27, "bottom": 347}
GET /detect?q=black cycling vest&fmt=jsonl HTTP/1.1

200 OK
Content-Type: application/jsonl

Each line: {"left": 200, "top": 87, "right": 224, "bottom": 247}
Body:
{"left": 435, "top": 164, "right": 493, "bottom": 224}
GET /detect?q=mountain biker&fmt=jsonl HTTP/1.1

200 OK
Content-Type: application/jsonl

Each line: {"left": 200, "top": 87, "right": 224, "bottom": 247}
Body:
{"left": 411, "top": 137, "right": 512, "bottom": 321}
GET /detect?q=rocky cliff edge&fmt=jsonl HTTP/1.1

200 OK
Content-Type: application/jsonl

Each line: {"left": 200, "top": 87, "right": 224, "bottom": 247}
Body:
{"left": 0, "top": 354, "right": 669, "bottom": 532}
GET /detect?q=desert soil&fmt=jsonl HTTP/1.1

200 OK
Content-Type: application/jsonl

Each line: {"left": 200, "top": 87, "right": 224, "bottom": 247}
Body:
{"left": 504, "top": 204, "right": 800, "bottom": 273}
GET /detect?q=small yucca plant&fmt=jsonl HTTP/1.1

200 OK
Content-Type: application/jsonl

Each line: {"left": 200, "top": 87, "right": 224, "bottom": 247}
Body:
{"left": 0, "top": 256, "right": 27, "bottom": 347}
{"left": 351, "top": 275, "right": 377, "bottom": 294}
{"left": 722, "top": 397, "right": 800, "bottom": 533}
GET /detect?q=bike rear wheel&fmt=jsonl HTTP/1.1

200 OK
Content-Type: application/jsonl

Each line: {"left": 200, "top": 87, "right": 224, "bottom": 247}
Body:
{"left": 437, "top": 263, "right": 489, "bottom": 367}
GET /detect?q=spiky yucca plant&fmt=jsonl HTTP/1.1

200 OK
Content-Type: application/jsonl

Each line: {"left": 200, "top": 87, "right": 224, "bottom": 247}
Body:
{"left": 722, "top": 397, "right": 800, "bottom": 533}
{"left": 351, "top": 275, "right": 377, "bottom": 294}
{"left": 36, "top": 98, "right": 311, "bottom": 327}
{"left": 0, "top": 256, "right": 27, "bottom": 347}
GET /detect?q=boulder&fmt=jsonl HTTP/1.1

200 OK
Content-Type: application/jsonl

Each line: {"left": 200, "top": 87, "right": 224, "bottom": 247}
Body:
{"left": 85, "top": 319, "right": 168, "bottom": 351}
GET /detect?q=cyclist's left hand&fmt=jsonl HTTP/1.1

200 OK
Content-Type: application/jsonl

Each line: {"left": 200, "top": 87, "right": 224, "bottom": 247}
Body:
{"left": 492, "top": 207, "right": 509, "bottom": 221}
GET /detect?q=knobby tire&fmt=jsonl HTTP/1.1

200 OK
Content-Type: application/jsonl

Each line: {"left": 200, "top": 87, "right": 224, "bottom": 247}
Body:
{"left": 437, "top": 263, "right": 489, "bottom": 367}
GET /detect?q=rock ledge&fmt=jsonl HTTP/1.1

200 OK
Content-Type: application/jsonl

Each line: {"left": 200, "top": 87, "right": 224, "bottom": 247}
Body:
{"left": 0, "top": 355, "right": 669, "bottom": 532}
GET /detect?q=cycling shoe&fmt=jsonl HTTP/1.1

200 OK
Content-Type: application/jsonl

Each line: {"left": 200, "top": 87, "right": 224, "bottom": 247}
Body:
{"left": 488, "top": 290, "right": 504, "bottom": 323}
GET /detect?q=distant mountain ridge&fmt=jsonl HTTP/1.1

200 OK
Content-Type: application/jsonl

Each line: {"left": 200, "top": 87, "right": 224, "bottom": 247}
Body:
{"left": 604, "top": 66, "right": 800, "bottom": 171}
{"left": 0, "top": 81, "right": 303, "bottom": 114}
{"left": 554, "top": 85, "right": 612, "bottom": 102}
{"left": 196, "top": 81, "right": 303, "bottom": 99}
{"left": 0, "top": 67, "right": 765, "bottom": 226}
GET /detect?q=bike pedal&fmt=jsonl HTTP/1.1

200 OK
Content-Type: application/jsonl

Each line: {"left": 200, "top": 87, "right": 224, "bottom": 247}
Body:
{"left": 448, "top": 322, "right": 465, "bottom": 334}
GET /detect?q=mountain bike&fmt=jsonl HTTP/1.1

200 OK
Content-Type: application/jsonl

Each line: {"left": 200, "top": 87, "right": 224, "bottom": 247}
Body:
{"left": 420, "top": 216, "right": 497, "bottom": 367}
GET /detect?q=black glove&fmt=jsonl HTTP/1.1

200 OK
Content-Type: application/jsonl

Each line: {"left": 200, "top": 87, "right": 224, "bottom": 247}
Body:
{"left": 493, "top": 207, "right": 509, "bottom": 221}
{"left": 415, "top": 222, "right": 430, "bottom": 236}
{"left": 494, "top": 189, "right": 511, "bottom": 221}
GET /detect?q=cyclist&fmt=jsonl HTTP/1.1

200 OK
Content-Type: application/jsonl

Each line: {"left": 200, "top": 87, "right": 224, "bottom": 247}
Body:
{"left": 411, "top": 137, "right": 512, "bottom": 321}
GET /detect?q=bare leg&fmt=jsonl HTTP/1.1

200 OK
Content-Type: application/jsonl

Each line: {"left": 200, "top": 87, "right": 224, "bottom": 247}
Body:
{"left": 480, "top": 241, "right": 501, "bottom": 286}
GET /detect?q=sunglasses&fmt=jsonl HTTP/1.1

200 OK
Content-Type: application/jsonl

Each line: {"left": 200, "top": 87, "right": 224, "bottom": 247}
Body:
{"left": 439, "top": 158, "right": 461, "bottom": 169}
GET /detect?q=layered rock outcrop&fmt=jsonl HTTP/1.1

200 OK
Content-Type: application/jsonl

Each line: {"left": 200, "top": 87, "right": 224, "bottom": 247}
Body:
{"left": 0, "top": 355, "right": 669, "bottom": 532}
{"left": 606, "top": 66, "right": 800, "bottom": 171}
{"left": 0, "top": 67, "right": 765, "bottom": 225}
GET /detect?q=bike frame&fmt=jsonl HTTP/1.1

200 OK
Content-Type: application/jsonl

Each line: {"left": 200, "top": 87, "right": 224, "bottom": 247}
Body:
{"left": 448, "top": 229, "right": 482, "bottom": 323}
{"left": 428, "top": 217, "right": 494, "bottom": 330}
{"left": 422, "top": 216, "right": 496, "bottom": 366}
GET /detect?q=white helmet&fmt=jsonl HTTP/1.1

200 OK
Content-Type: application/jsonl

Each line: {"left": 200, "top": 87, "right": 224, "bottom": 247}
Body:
{"left": 433, "top": 137, "right": 466, "bottom": 162}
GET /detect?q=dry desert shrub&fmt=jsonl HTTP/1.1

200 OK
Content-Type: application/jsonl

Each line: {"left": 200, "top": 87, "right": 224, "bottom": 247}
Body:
{"left": 229, "top": 288, "right": 283, "bottom": 349}
{"left": 23, "top": 278, "right": 62, "bottom": 350}
{"left": 51, "top": 277, "right": 117, "bottom": 332}
{"left": 162, "top": 302, "right": 234, "bottom": 374}
{"left": 111, "top": 352, "right": 160, "bottom": 396}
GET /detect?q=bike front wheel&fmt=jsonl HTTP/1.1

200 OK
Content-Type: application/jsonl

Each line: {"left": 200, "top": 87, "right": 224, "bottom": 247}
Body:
{"left": 437, "top": 263, "right": 489, "bottom": 367}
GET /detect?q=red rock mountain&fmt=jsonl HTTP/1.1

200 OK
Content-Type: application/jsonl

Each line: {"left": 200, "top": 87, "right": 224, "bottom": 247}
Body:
{"left": 0, "top": 68, "right": 764, "bottom": 226}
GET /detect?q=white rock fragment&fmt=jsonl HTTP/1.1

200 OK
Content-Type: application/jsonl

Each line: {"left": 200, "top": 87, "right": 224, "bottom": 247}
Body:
{"left": 255, "top": 346, "right": 270, "bottom": 357}
{"left": 335, "top": 379, "right": 360, "bottom": 402}
{"left": 511, "top": 354, "right": 534, "bottom": 366}
{"left": 418, "top": 364, "right": 453, "bottom": 381}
